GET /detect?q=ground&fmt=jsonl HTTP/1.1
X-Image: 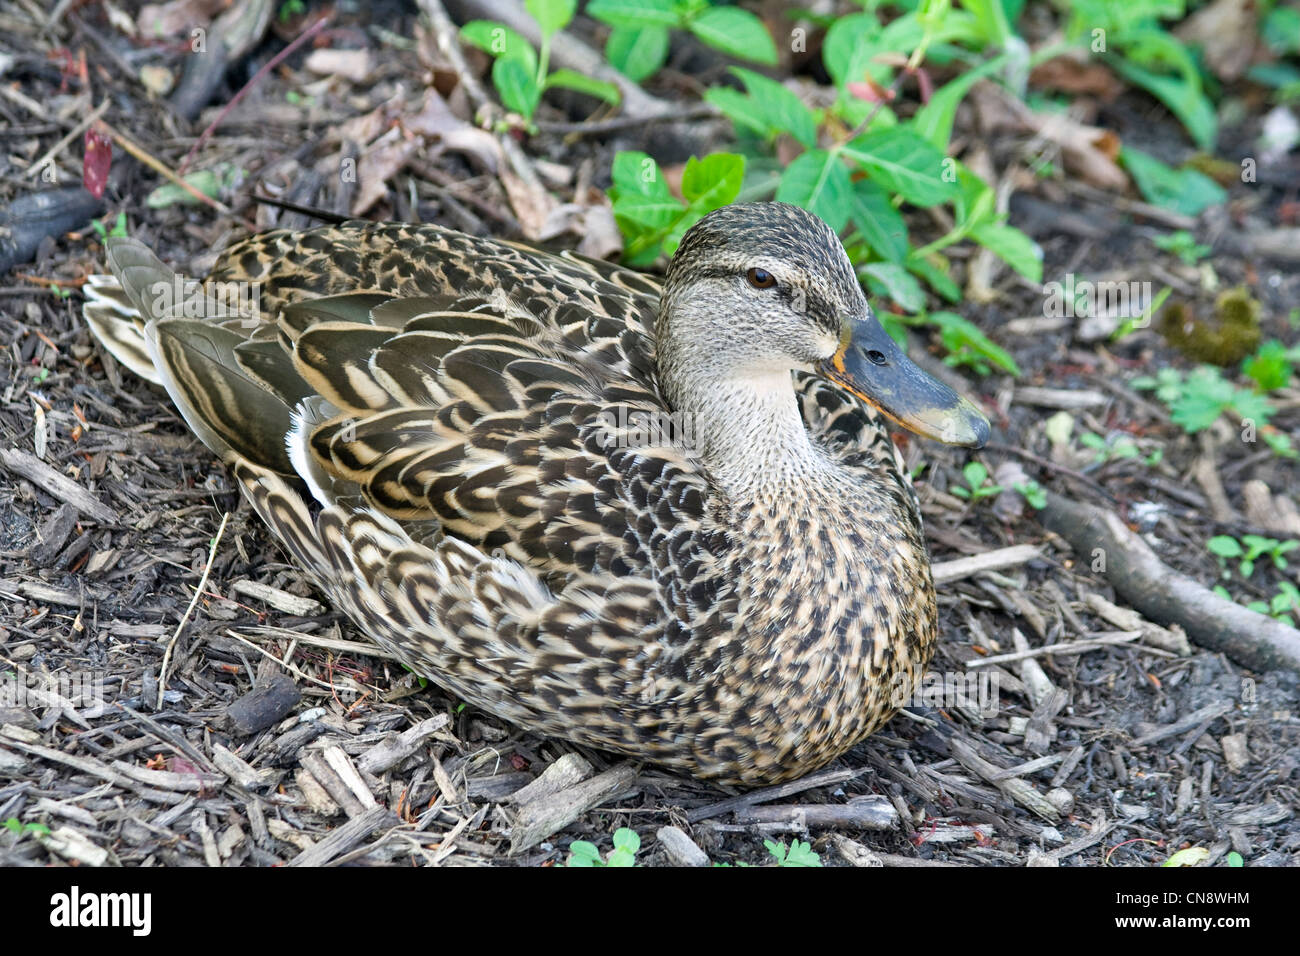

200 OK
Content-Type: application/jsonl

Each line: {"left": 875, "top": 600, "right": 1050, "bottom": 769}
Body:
{"left": 0, "top": 0, "right": 1297, "bottom": 867}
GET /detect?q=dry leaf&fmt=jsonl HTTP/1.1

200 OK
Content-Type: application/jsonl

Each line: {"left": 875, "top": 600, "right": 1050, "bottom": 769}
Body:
{"left": 351, "top": 126, "right": 418, "bottom": 216}
{"left": 1175, "top": 0, "right": 1258, "bottom": 82}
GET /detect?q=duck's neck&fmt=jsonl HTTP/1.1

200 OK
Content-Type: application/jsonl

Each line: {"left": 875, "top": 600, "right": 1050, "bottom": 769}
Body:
{"left": 663, "top": 364, "right": 828, "bottom": 499}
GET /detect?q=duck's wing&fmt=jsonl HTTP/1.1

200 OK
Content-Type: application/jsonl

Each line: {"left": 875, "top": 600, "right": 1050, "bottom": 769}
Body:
{"left": 89, "top": 230, "right": 734, "bottom": 749}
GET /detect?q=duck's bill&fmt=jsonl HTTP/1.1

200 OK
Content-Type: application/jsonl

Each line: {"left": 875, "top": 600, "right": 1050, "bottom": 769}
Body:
{"left": 817, "top": 316, "right": 990, "bottom": 448}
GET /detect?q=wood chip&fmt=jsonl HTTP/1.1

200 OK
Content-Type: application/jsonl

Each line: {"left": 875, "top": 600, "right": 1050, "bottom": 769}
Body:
{"left": 230, "top": 580, "right": 324, "bottom": 616}
{"left": 505, "top": 752, "right": 592, "bottom": 805}
{"left": 656, "top": 825, "right": 710, "bottom": 867}
{"left": 0, "top": 448, "right": 117, "bottom": 523}
{"left": 358, "top": 714, "right": 449, "bottom": 775}
{"left": 509, "top": 763, "right": 637, "bottom": 853}
{"left": 931, "top": 544, "right": 1041, "bottom": 585}
{"left": 1220, "top": 733, "right": 1250, "bottom": 774}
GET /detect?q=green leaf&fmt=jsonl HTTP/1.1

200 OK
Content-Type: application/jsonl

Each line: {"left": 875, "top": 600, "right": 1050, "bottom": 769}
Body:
{"left": 849, "top": 179, "right": 909, "bottom": 263}
{"left": 542, "top": 69, "right": 621, "bottom": 105}
{"left": 930, "top": 310, "right": 1020, "bottom": 376}
{"left": 492, "top": 56, "right": 540, "bottom": 118}
{"left": 775, "top": 149, "right": 852, "bottom": 232}
{"left": 1263, "top": 6, "right": 1300, "bottom": 55}
{"left": 605, "top": 24, "right": 669, "bottom": 82}
{"left": 525, "top": 0, "right": 576, "bottom": 38}
{"left": 1163, "top": 846, "right": 1210, "bottom": 867}
{"left": 908, "top": 255, "right": 961, "bottom": 302}
{"left": 586, "top": 0, "right": 677, "bottom": 29}
{"left": 459, "top": 21, "right": 537, "bottom": 74}
{"left": 611, "top": 151, "right": 672, "bottom": 198}
{"left": 823, "top": 12, "right": 883, "bottom": 89}
{"left": 844, "top": 128, "right": 958, "bottom": 207}
{"left": 1120, "top": 147, "right": 1226, "bottom": 217}
{"left": 680, "top": 153, "right": 745, "bottom": 211}
{"left": 727, "top": 67, "right": 818, "bottom": 147}
{"left": 703, "top": 86, "right": 771, "bottom": 138}
{"left": 1207, "top": 535, "right": 1244, "bottom": 559}
{"left": 688, "top": 7, "right": 778, "bottom": 65}
{"left": 969, "top": 221, "right": 1043, "bottom": 283}
{"left": 861, "top": 262, "right": 924, "bottom": 313}
{"left": 612, "top": 191, "right": 684, "bottom": 231}
{"left": 612, "top": 827, "right": 641, "bottom": 854}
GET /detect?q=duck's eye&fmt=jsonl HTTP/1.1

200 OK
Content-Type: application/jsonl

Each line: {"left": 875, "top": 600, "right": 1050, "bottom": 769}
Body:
{"left": 866, "top": 350, "right": 888, "bottom": 366}
{"left": 746, "top": 267, "right": 776, "bottom": 289}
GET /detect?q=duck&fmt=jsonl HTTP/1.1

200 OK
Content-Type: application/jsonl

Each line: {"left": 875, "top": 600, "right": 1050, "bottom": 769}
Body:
{"left": 81, "top": 201, "right": 988, "bottom": 785}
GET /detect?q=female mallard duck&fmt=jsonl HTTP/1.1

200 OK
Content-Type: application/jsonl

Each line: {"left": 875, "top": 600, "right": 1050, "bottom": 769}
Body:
{"left": 82, "top": 202, "right": 987, "bottom": 785}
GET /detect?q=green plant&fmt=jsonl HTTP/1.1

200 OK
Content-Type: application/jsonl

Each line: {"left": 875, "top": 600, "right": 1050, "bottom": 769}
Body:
{"left": 950, "top": 461, "right": 1001, "bottom": 501}
{"left": 1242, "top": 340, "right": 1299, "bottom": 393}
{"left": 2, "top": 818, "right": 50, "bottom": 839}
{"left": 1014, "top": 479, "right": 1046, "bottom": 509}
{"left": 278, "top": 0, "right": 306, "bottom": 23}
{"left": 764, "top": 837, "right": 821, "bottom": 867}
{"left": 461, "top": 0, "right": 620, "bottom": 125}
{"left": 1078, "top": 431, "right": 1161, "bottom": 466}
{"left": 1131, "top": 366, "right": 1294, "bottom": 456}
{"left": 1121, "top": 148, "right": 1226, "bottom": 216}
{"left": 1152, "top": 229, "right": 1211, "bottom": 265}
{"left": 566, "top": 827, "right": 641, "bottom": 866}
{"left": 587, "top": 0, "right": 777, "bottom": 82}
{"left": 608, "top": 151, "right": 744, "bottom": 265}
{"left": 92, "top": 211, "right": 128, "bottom": 240}
{"left": 1207, "top": 534, "right": 1298, "bottom": 579}
{"left": 1064, "top": 0, "right": 1217, "bottom": 149}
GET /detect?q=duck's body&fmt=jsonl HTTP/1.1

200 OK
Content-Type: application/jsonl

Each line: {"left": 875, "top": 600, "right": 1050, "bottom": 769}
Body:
{"left": 83, "top": 203, "right": 986, "bottom": 784}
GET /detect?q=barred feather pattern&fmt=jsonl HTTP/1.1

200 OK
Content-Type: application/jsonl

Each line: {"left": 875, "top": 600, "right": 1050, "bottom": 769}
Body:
{"left": 83, "top": 215, "right": 935, "bottom": 784}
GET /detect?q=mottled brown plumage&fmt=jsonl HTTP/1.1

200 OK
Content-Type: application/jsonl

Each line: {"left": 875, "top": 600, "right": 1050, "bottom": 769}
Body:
{"left": 82, "top": 202, "right": 987, "bottom": 784}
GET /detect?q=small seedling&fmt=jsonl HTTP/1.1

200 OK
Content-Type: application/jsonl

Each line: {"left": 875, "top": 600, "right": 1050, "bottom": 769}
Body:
{"left": 764, "top": 838, "right": 821, "bottom": 867}
{"left": 950, "top": 462, "right": 1002, "bottom": 502}
{"left": 3, "top": 818, "right": 50, "bottom": 839}
{"left": 566, "top": 827, "right": 640, "bottom": 867}
{"left": 1152, "top": 229, "right": 1211, "bottom": 265}
{"left": 1207, "top": 534, "right": 1298, "bottom": 579}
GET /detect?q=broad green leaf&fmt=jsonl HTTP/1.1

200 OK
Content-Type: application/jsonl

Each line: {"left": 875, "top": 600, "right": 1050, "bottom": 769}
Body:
{"left": 460, "top": 21, "right": 537, "bottom": 75}
{"left": 845, "top": 128, "right": 958, "bottom": 207}
{"left": 1163, "top": 846, "right": 1210, "bottom": 867}
{"left": 970, "top": 222, "right": 1043, "bottom": 283}
{"left": 611, "top": 151, "right": 672, "bottom": 198}
{"left": 605, "top": 24, "right": 669, "bottom": 82}
{"left": 1207, "top": 536, "right": 1244, "bottom": 558}
{"left": 861, "top": 262, "right": 924, "bottom": 313}
{"left": 543, "top": 69, "right": 621, "bottom": 105}
{"left": 525, "top": 0, "right": 576, "bottom": 38}
{"left": 688, "top": 7, "right": 778, "bottom": 65}
{"left": 492, "top": 57, "right": 539, "bottom": 118}
{"left": 680, "top": 153, "right": 745, "bottom": 210}
{"left": 849, "top": 179, "right": 909, "bottom": 263}
{"left": 586, "top": 0, "right": 678, "bottom": 28}
{"left": 931, "top": 310, "right": 1020, "bottom": 375}
{"left": 823, "top": 12, "right": 883, "bottom": 88}
{"left": 1121, "top": 147, "right": 1226, "bottom": 216}
{"left": 775, "top": 150, "right": 852, "bottom": 232}
{"left": 703, "top": 86, "right": 771, "bottom": 137}
{"left": 728, "top": 67, "right": 818, "bottom": 147}
{"left": 612, "top": 192, "right": 684, "bottom": 232}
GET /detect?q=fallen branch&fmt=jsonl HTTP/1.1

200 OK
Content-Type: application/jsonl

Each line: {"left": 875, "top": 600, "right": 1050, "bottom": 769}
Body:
{"left": 1037, "top": 491, "right": 1300, "bottom": 673}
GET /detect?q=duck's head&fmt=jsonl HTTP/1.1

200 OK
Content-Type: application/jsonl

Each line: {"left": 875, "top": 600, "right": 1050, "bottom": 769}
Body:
{"left": 657, "top": 202, "right": 988, "bottom": 448}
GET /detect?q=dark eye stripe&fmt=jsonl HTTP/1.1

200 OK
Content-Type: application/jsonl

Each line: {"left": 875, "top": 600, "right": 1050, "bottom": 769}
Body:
{"left": 746, "top": 267, "right": 776, "bottom": 289}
